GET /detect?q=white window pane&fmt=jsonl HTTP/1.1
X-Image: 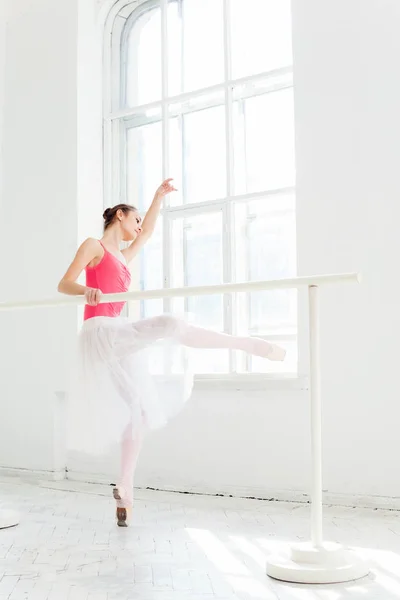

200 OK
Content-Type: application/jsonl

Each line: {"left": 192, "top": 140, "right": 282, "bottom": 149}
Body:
{"left": 140, "top": 219, "right": 163, "bottom": 319}
{"left": 168, "top": 0, "right": 224, "bottom": 95}
{"left": 169, "top": 116, "right": 183, "bottom": 203}
{"left": 248, "top": 288, "right": 297, "bottom": 336}
{"left": 124, "top": 8, "right": 161, "bottom": 107}
{"left": 171, "top": 212, "right": 228, "bottom": 373}
{"left": 233, "top": 88, "right": 295, "bottom": 195}
{"left": 169, "top": 105, "right": 226, "bottom": 206}
{"left": 171, "top": 212, "right": 224, "bottom": 324}
{"left": 234, "top": 195, "right": 297, "bottom": 336}
{"left": 126, "top": 121, "right": 162, "bottom": 211}
{"left": 247, "top": 222, "right": 297, "bottom": 334}
{"left": 230, "top": 0, "right": 292, "bottom": 79}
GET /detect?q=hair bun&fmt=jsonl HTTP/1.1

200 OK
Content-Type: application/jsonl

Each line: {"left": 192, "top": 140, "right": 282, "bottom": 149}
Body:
{"left": 103, "top": 208, "right": 112, "bottom": 220}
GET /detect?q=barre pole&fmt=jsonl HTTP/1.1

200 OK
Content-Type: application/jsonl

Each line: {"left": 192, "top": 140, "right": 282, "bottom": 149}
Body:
{"left": 310, "top": 285, "right": 323, "bottom": 548}
{"left": 0, "top": 273, "right": 361, "bottom": 312}
{"left": 266, "top": 282, "right": 369, "bottom": 584}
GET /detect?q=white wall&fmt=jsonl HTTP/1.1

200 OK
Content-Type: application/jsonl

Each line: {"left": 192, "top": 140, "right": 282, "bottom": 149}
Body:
{"left": 77, "top": 0, "right": 104, "bottom": 240}
{"left": 0, "top": 0, "right": 5, "bottom": 256}
{"left": 0, "top": 0, "right": 78, "bottom": 475}
{"left": 293, "top": 0, "right": 400, "bottom": 499}
{"left": 1, "top": 0, "right": 400, "bottom": 505}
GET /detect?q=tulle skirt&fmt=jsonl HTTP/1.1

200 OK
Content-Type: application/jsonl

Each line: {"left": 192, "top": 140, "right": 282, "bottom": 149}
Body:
{"left": 66, "top": 316, "right": 194, "bottom": 455}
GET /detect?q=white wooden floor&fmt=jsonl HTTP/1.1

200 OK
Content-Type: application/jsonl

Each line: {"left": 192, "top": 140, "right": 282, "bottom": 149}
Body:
{"left": 0, "top": 477, "right": 399, "bottom": 600}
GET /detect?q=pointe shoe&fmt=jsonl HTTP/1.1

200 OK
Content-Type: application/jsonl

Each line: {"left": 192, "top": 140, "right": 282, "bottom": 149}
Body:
{"left": 251, "top": 338, "right": 287, "bottom": 361}
{"left": 116, "top": 506, "right": 131, "bottom": 527}
{"left": 267, "top": 343, "right": 286, "bottom": 362}
{"left": 113, "top": 487, "right": 132, "bottom": 527}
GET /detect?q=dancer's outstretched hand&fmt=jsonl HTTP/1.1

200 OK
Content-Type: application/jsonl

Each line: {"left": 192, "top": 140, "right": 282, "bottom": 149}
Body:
{"left": 155, "top": 178, "right": 177, "bottom": 198}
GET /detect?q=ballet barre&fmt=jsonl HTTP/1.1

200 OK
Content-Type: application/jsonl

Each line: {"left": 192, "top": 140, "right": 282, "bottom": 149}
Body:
{"left": 0, "top": 272, "right": 369, "bottom": 584}
{"left": 0, "top": 272, "right": 360, "bottom": 311}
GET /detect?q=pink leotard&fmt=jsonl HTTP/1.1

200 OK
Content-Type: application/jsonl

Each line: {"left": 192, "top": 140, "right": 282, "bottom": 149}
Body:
{"left": 84, "top": 242, "right": 131, "bottom": 321}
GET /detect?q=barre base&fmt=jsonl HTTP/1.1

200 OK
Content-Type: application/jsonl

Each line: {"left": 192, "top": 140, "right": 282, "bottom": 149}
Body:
{"left": 266, "top": 542, "right": 369, "bottom": 584}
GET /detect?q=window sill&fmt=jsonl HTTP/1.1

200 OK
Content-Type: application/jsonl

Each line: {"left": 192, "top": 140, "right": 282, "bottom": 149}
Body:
{"left": 193, "top": 373, "right": 308, "bottom": 392}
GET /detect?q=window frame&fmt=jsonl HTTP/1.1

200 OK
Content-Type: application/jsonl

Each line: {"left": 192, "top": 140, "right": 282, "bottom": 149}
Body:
{"left": 103, "top": 0, "right": 301, "bottom": 386}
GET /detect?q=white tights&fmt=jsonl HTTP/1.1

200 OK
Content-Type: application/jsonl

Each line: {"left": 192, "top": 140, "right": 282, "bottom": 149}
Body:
{"left": 116, "top": 423, "right": 145, "bottom": 508}
{"left": 120, "top": 315, "right": 283, "bottom": 359}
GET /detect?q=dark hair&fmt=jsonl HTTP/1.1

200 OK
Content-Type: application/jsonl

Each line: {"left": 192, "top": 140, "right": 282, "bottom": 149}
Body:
{"left": 103, "top": 204, "right": 137, "bottom": 231}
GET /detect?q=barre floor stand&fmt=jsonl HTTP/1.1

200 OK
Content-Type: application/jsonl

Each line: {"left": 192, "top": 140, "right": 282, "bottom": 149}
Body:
{"left": 266, "top": 285, "right": 369, "bottom": 584}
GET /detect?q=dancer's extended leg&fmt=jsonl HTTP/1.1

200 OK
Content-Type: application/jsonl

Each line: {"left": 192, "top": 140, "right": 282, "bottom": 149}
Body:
{"left": 124, "top": 316, "right": 285, "bottom": 361}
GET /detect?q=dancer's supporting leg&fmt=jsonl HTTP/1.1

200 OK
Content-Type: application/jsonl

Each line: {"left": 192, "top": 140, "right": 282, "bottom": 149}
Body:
{"left": 113, "top": 423, "right": 144, "bottom": 527}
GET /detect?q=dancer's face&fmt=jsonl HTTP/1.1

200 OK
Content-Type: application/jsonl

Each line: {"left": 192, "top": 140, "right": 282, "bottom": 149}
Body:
{"left": 120, "top": 209, "right": 142, "bottom": 242}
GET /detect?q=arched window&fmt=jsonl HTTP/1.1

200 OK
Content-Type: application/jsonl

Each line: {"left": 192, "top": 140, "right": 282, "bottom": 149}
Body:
{"left": 104, "top": 0, "right": 296, "bottom": 376}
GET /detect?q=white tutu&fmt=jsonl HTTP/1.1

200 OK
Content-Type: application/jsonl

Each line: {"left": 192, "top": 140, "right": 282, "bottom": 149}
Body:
{"left": 67, "top": 316, "right": 194, "bottom": 455}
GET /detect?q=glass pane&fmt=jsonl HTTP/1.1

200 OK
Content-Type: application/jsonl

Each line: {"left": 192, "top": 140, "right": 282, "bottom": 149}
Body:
{"left": 233, "top": 88, "right": 295, "bottom": 195}
{"left": 168, "top": 0, "right": 224, "bottom": 95}
{"left": 171, "top": 212, "right": 228, "bottom": 373}
{"left": 126, "top": 121, "right": 162, "bottom": 211}
{"left": 248, "top": 217, "right": 296, "bottom": 334}
{"left": 169, "top": 105, "right": 226, "bottom": 206}
{"left": 230, "top": 0, "right": 292, "bottom": 79}
{"left": 140, "top": 219, "right": 163, "bottom": 319}
{"left": 234, "top": 194, "right": 297, "bottom": 336}
{"left": 124, "top": 7, "right": 161, "bottom": 107}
